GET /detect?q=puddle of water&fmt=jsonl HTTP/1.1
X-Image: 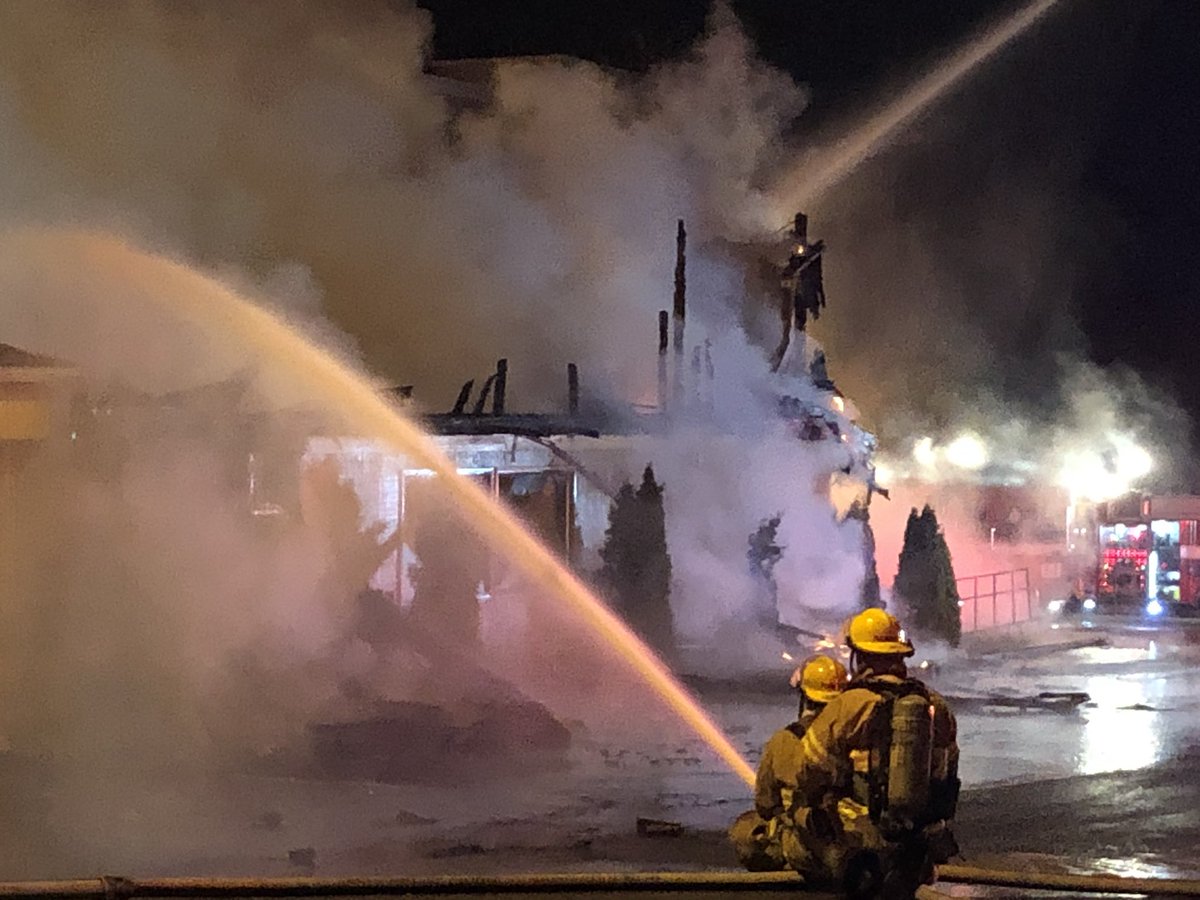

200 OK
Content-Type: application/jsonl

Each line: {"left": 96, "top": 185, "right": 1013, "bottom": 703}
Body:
{"left": 1068, "top": 854, "right": 1200, "bottom": 880}
{"left": 1077, "top": 674, "right": 1167, "bottom": 775}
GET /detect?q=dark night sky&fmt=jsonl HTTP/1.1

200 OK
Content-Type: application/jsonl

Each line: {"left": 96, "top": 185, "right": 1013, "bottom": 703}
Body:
{"left": 415, "top": 0, "right": 1200, "bottom": 449}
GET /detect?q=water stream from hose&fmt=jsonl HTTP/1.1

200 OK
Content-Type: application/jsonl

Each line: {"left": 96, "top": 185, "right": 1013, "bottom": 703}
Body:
{"left": 22, "top": 229, "right": 757, "bottom": 788}
{"left": 770, "top": 0, "right": 1062, "bottom": 217}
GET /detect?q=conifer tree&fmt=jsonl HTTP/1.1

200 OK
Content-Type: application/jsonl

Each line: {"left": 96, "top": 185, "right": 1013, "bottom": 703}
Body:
{"left": 894, "top": 504, "right": 961, "bottom": 646}
{"left": 599, "top": 465, "right": 675, "bottom": 657}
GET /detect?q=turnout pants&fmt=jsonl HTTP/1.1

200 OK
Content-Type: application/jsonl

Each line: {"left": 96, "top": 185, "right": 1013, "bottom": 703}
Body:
{"left": 729, "top": 810, "right": 787, "bottom": 871}
{"left": 731, "top": 799, "right": 886, "bottom": 885}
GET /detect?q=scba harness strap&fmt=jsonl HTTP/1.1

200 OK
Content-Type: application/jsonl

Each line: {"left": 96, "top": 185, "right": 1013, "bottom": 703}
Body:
{"left": 857, "top": 678, "right": 930, "bottom": 825}
{"left": 855, "top": 677, "right": 958, "bottom": 833}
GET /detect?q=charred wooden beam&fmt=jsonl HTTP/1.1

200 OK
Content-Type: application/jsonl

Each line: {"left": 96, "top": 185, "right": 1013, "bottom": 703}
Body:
{"left": 472, "top": 373, "right": 497, "bottom": 415}
{"left": 493, "top": 358, "right": 508, "bottom": 415}
{"left": 673, "top": 220, "right": 687, "bottom": 335}
{"left": 567, "top": 363, "right": 579, "bottom": 415}
{"left": 657, "top": 310, "right": 669, "bottom": 411}
{"left": 451, "top": 379, "right": 474, "bottom": 415}
{"left": 672, "top": 219, "right": 686, "bottom": 403}
{"left": 424, "top": 413, "right": 600, "bottom": 438}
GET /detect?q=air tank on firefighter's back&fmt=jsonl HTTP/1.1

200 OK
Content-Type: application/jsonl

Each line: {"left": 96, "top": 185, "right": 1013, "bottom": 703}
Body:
{"left": 886, "top": 695, "right": 934, "bottom": 824}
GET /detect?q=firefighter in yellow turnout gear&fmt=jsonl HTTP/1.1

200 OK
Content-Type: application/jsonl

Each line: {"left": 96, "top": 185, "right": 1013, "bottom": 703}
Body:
{"left": 729, "top": 655, "right": 847, "bottom": 870}
{"left": 786, "top": 609, "right": 961, "bottom": 897}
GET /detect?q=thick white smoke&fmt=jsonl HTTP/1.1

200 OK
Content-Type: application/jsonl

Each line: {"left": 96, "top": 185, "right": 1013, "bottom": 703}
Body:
{"left": 0, "top": 2, "right": 867, "bottom": 673}
{"left": 0, "top": 1, "right": 804, "bottom": 409}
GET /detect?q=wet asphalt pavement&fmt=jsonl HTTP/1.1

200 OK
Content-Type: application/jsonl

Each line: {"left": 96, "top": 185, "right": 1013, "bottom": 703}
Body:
{"left": 924, "top": 617, "right": 1200, "bottom": 885}
{"left": 4, "top": 617, "right": 1199, "bottom": 889}
{"left": 941, "top": 619, "right": 1200, "bottom": 786}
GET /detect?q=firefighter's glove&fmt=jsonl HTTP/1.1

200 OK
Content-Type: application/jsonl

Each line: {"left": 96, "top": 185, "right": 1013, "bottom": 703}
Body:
{"left": 800, "top": 805, "right": 838, "bottom": 843}
{"left": 925, "top": 822, "right": 960, "bottom": 865}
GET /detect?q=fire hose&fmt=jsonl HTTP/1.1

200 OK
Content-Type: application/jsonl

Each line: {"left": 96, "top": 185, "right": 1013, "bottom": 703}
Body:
{"left": 0, "top": 868, "right": 1199, "bottom": 897}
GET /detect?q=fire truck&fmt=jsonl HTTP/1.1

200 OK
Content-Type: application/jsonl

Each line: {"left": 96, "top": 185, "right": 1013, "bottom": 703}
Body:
{"left": 1091, "top": 494, "right": 1200, "bottom": 614}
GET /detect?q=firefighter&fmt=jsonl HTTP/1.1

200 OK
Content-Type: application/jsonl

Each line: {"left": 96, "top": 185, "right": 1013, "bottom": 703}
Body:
{"left": 729, "top": 654, "right": 847, "bottom": 871}
{"left": 786, "top": 609, "right": 960, "bottom": 896}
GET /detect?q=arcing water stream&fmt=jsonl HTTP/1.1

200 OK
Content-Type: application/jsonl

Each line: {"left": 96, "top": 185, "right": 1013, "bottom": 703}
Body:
{"left": 769, "top": 0, "right": 1062, "bottom": 217}
{"left": 17, "top": 229, "right": 757, "bottom": 789}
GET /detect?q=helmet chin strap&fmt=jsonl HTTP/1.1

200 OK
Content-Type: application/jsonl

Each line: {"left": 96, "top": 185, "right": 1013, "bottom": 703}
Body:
{"left": 849, "top": 647, "right": 864, "bottom": 676}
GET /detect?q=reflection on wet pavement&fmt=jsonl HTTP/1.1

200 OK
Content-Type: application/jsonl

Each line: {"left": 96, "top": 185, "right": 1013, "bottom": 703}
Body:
{"left": 1078, "top": 672, "right": 1165, "bottom": 774}
{"left": 1075, "top": 854, "right": 1200, "bottom": 880}
{"left": 702, "top": 621, "right": 1200, "bottom": 800}
{"left": 935, "top": 622, "right": 1200, "bottom": 785}
{"left": 925, "top": 888, "right": 1149, "bottom": 899}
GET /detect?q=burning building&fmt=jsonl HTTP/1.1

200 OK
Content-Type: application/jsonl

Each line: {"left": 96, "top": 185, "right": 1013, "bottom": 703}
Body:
{"left": 300, "top": 210, "right": 877, "bottom": 664}
{"left": 0, "top": 193, "right": 876, "bottom": 672}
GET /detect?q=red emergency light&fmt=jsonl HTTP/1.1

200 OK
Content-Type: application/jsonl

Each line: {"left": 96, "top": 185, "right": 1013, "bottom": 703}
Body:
{"left": 1102, "top": 548, "right": 1148, "bottom": 563}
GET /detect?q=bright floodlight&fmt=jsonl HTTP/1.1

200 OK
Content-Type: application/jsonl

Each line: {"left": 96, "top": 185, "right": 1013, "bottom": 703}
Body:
{"left": 913, "top": 436, "right": 937, "bottom": 468}
{"left": 1147, "top": 599, "right": 1165, "bottom": 617}
{"left": 1047, "top": 599, "right": 1064, "bottom": 613}
{"left": 1060, "top": 437, "right": 1152, "bottom": 502}
{"left": 1117, "top": 442, "right": 1153, "bottom": 481}
{"left": 946, "top": 433, "right": 988, "bottom": 470}
{"left": 1083, "top": 598, "right": 1097, "bottom": 612}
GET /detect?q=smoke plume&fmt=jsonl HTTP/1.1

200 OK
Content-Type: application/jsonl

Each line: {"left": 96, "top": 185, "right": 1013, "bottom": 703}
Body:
{"left": 0, "top": 4, "right": 845, "bottom": 874}
{"left": 0, "top": 0, "right": 804, "bottom": 409}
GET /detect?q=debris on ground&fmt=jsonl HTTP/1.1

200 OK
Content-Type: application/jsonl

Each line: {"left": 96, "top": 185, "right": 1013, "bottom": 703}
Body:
{"left": 946, "top": 691, "right": 1090, "bottom": 713}
{"left": 392, "top": 808, "right": 438, "bottom": 826}
{"left": 636, "top": 817, "right": 684, "bottom": 837}
{"left": 253, "top": 810, "right": 283, "bottom": 831}
{"left": 287, "top": 847, "right": 316, "bottom": 869}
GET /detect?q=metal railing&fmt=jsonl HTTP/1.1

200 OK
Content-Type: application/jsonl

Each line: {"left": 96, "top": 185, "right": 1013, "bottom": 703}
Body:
{"left": 956, "top": 568, "right": 1032, "bottom": 632}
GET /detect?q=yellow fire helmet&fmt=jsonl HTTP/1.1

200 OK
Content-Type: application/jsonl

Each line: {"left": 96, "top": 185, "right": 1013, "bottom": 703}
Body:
{"left": 788, "top": 654, "right": 849, "bottom": 704}
{"left": 845, "top": 608, "right": 915, "bottom": 657}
